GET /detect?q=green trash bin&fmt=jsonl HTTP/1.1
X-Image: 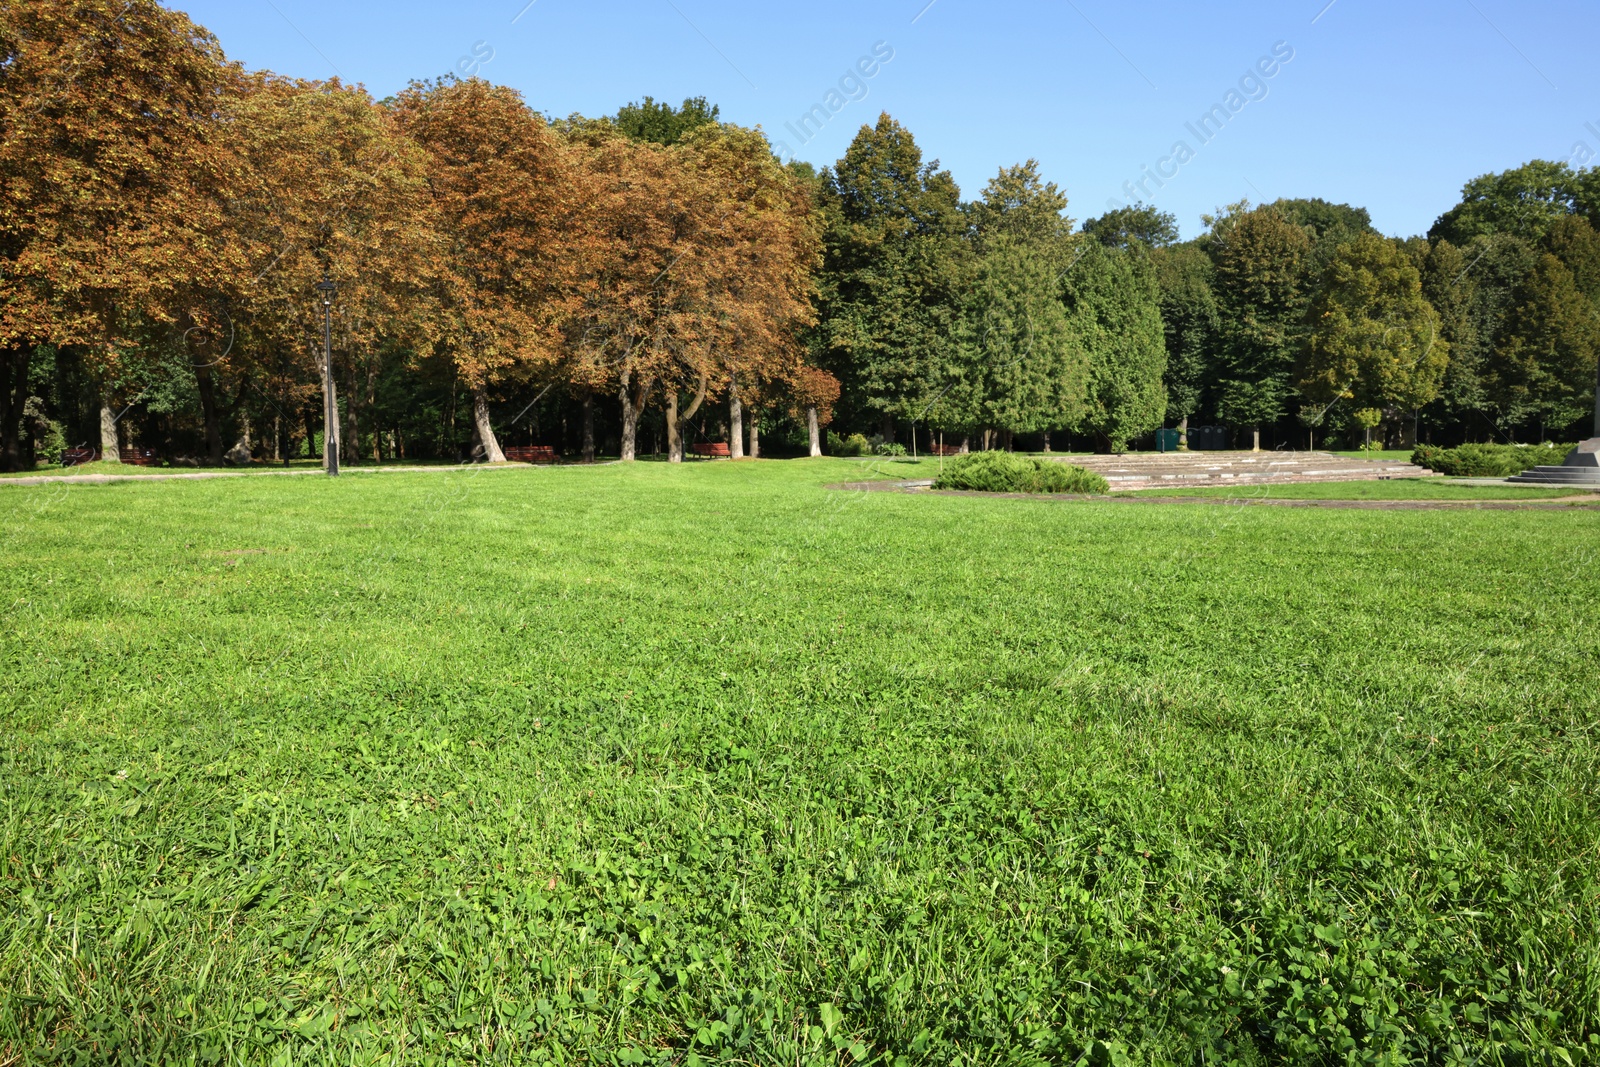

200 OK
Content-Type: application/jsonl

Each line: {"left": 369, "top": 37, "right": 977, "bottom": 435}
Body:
{"left": 1156, "top": 428, "right": 1181, "bottom": 453}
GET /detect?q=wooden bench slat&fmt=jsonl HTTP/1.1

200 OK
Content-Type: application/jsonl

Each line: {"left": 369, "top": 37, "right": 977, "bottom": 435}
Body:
{"left": 504, "top": 446, "right": 559, "bottom": 464}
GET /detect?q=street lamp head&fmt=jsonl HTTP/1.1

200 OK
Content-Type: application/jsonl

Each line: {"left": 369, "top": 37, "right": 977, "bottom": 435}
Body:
{"left": 315, "top": 275, "right": 337, "bottom": 307}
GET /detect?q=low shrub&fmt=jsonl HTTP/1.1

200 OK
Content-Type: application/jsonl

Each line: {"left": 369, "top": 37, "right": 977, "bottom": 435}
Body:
{"left": 933, "top": 450, "right": 1109, "bottom": 494}
{"left": 874, "top": 441, "right": 907, "bottom": 457}
{"left": 826, "top": 431, "right": 871, "bottom": 457}
{"left": 1411, "top": 442, "right": 1571, "bottom": 477}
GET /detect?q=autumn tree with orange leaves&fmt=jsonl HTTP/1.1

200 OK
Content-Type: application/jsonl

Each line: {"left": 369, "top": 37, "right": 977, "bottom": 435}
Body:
{"left": 225, "top": 75, "right": 441, "bottom": 467}
{"left": 562, "top": 122, "right": 817, "bottom": 462}
{"left": 393, "top": 78, "right": 578, "bottom": 463}
{"left": 0, "top": 0, "right": 238, "bottom": 468}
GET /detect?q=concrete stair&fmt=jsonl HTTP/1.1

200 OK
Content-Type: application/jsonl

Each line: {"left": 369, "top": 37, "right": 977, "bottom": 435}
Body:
{"left": 1506, "top": 466, "right": 1600, "bottom": 486}
{"left": 1507, "top": 439, "right": 1600, "bottom": 486}
{"left": 1050, "top": 450, "right": 1436, "bottom": 491}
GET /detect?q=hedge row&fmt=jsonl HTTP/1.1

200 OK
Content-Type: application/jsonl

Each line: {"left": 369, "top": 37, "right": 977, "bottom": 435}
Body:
{"left": 1411, "top": 442, "right": 1572, "bottom": 477}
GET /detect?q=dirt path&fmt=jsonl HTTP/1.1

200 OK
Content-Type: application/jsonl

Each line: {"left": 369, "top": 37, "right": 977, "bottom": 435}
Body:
{"left": 827, "top": 481, "right": 1600, "bottom": 511}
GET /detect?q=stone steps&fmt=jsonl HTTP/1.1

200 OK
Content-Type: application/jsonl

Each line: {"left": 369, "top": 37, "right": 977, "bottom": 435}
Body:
{"left": 1047, "top": 451, "right": 1436, "bottom": 490}
{"left": 1506, "top": 465, "right": 1600, "bottom": 486}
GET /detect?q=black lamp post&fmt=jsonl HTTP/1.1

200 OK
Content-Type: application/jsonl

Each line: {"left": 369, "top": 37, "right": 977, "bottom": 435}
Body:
{"left": 316, "top": 275, "right": 339, "bottom": 476}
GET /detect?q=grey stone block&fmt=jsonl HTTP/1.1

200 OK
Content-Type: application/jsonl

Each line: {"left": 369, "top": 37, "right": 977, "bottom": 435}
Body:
{"left": 1563, "top": 438, "right": 1600, "bottom": 467}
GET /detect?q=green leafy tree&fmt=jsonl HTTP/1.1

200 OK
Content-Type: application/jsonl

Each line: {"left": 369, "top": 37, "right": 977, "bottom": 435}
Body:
{"left": 1429, "top": 160, "right": 1584, "bottom": 246}
{"left": 1492, "top": 252, "right": 1600, "bottom": 436}
{"left": 960, "top": 240, "right": 1081, "bottom": 442}
{"left": 1542, "top": 215, "right": 1600, "bottom": 303}
{"left": 1417, "top": 238, "right": 1486, "bottom": 424}
{"left": 1081, "top": 203, "right": 1178, "bottom": 250}
{"left": 1150, "top": 243, "right": 1220, "bottom": 440}
{"left": 1271, "top": 197, "right": 1377, "bottom": 280}
{"left": 815, "top": 114, "right": 968, "bottom": 439}
{"left": 1064, "top": 242, "right": 1166, "bottom": 452}
{"left": 1207, "top": 204, "right": 1311, "bottom": 447}
{"left": 1298, "top": 234, "right": 1449, "bottom": 429}
{"left": 952, "top": 162, "right": 1081, "bottom": 444}
{"left": 968, "top": 160, "right": 1074, "bottom": 250}
{"left": 1541, "top": 215, "right": 1600, "bottom": 434}
{"left": 611, "top": 95, "right": 719, "bottom": 145}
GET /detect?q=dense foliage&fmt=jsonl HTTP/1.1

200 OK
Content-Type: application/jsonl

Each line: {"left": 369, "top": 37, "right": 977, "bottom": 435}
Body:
{"left": 1411, "top": 441, "right": 1573, "bottom": 476}
{"left": 2, "top": 1, "right": 1598, "bottom": 472}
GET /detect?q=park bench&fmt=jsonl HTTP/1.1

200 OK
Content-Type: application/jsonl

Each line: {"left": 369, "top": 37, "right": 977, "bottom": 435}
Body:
{"left": 691, "top": 442, "right": 731, "bottom": 459}
{"left": 927, "top": 443, "right": 964, "bottom": 456}
{"left": 504, "top": 445, "right": 559, "bottom": 464}
{"left": 61, "top": 447, "right": 159, "bottom": 467}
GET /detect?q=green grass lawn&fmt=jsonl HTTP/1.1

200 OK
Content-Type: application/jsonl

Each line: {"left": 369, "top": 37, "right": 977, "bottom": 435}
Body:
{"left": 0, "top": 458, "right": 481, "bottom": 478}
{"left": 2, "top": 459, "right": 1596, "bottom": 1064}
{"left": 1133, "top": 479, "right": 1594, "bottom": 500}
{"left": 0, "top": 460, "right": 204, "bottom": 478}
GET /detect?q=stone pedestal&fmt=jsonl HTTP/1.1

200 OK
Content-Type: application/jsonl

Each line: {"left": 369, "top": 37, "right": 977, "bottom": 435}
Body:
{"left": 1512, "top": 438, "right": 1600, "bottom": 484}
{"left": 1563, "top": 438, "right": 1600, "bottom": 467}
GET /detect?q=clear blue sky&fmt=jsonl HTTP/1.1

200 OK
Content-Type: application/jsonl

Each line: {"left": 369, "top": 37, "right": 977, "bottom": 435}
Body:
{"left": 176, "top": 0, "right": 1599, "bottom": 240}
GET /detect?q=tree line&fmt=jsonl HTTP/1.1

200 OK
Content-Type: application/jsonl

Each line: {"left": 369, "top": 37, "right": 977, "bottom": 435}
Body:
{"left": 4, "top": 0, "right": 1598, "bottom": 472}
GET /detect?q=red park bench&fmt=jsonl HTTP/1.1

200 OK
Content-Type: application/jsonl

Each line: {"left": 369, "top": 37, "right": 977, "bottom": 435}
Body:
{"left": 927, "top": 443, "right": 964, "bottom": 456}
{"left": 504, "top": 445, "right": 559, "bottom": 464}
{"left": 62, "top": 447, "right": 160, "bottom": 466}
{"left": 691, "top": 442, "right": 731, "bottom": 459}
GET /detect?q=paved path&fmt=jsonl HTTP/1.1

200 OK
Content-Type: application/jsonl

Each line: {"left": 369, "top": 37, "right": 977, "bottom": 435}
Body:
{"left": 828, "top": 481, "right": 1600, "bottom": 511}
{"left": 0, "top": 463, "right": 552, "bottom": 488}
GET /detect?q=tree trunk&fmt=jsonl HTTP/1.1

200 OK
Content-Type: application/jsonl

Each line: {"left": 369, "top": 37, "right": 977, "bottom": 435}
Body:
{"left": 666, "top": 374, "right": 708, "bottom": 463}
{"left": 1178, "top": 416, "right": 1189, "bottom": 451}
{"left": 1, "top": 347, "right": 31, "bottom": 472}
{"left": 345, "top": 382, "right": 360, "bottom": 464}
{"left": 619, "top": 388, "right": 638, "bottom": 461}
{"left": 618, "top": 375, "right": 652, "bottom": 462}
{"left": 472, "top": 387, "right": 504, "bottom": 463}
{"left": 729, "top": 380, "right": 745, "bottom": 459}
{"left": 1001, "top": 429, "right": 1014, "bottom": 451}
{"left": 958, "top": 435, "right": 970, "bottom": 454}
{"left": 749, "top": 413, "right": 760, "bottom": 459}
{"left": 305, "top": 408, "right": 319, "bottom": 460}
{"left": 194, "top": 361, "right": 223, "bottom": 464}
{"left": 1251, "top": 427, "right": 1261, "bottom": 452}
{"left": 100, "top": 401, "right": 120, "bottom": 463}
{"left": 1041, "top": 430, "right": 1051, "bottom": 454}
{"left": 581, "top": 391, "right": 596, "bottom": 463}
{"left": 880, "top": 412, "right": 895, "bottom": 446}
{"left": 666, "top": 391, "right": 681, "bottom": 463}
{"left": 807, "top": 405, "right": 821, "bottom": 457}
{"left": 368, "top": 365, "right": 381, "bottom": 462}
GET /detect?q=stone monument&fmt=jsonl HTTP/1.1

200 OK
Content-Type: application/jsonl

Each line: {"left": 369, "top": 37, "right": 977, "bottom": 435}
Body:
{"left": 1507, "top": 434, "right": 1600, "bottom": 487}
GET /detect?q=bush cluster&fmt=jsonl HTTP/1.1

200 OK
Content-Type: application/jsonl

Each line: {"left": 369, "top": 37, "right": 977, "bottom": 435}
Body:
{"left": 1411, "top": 442, "right": 1572, "bottom": 476}
{"left": 826, "top": 431, "right": 871, "bottom": 457}
{"left": 932, "top": 450, "right": 1110, "bottom": 494}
